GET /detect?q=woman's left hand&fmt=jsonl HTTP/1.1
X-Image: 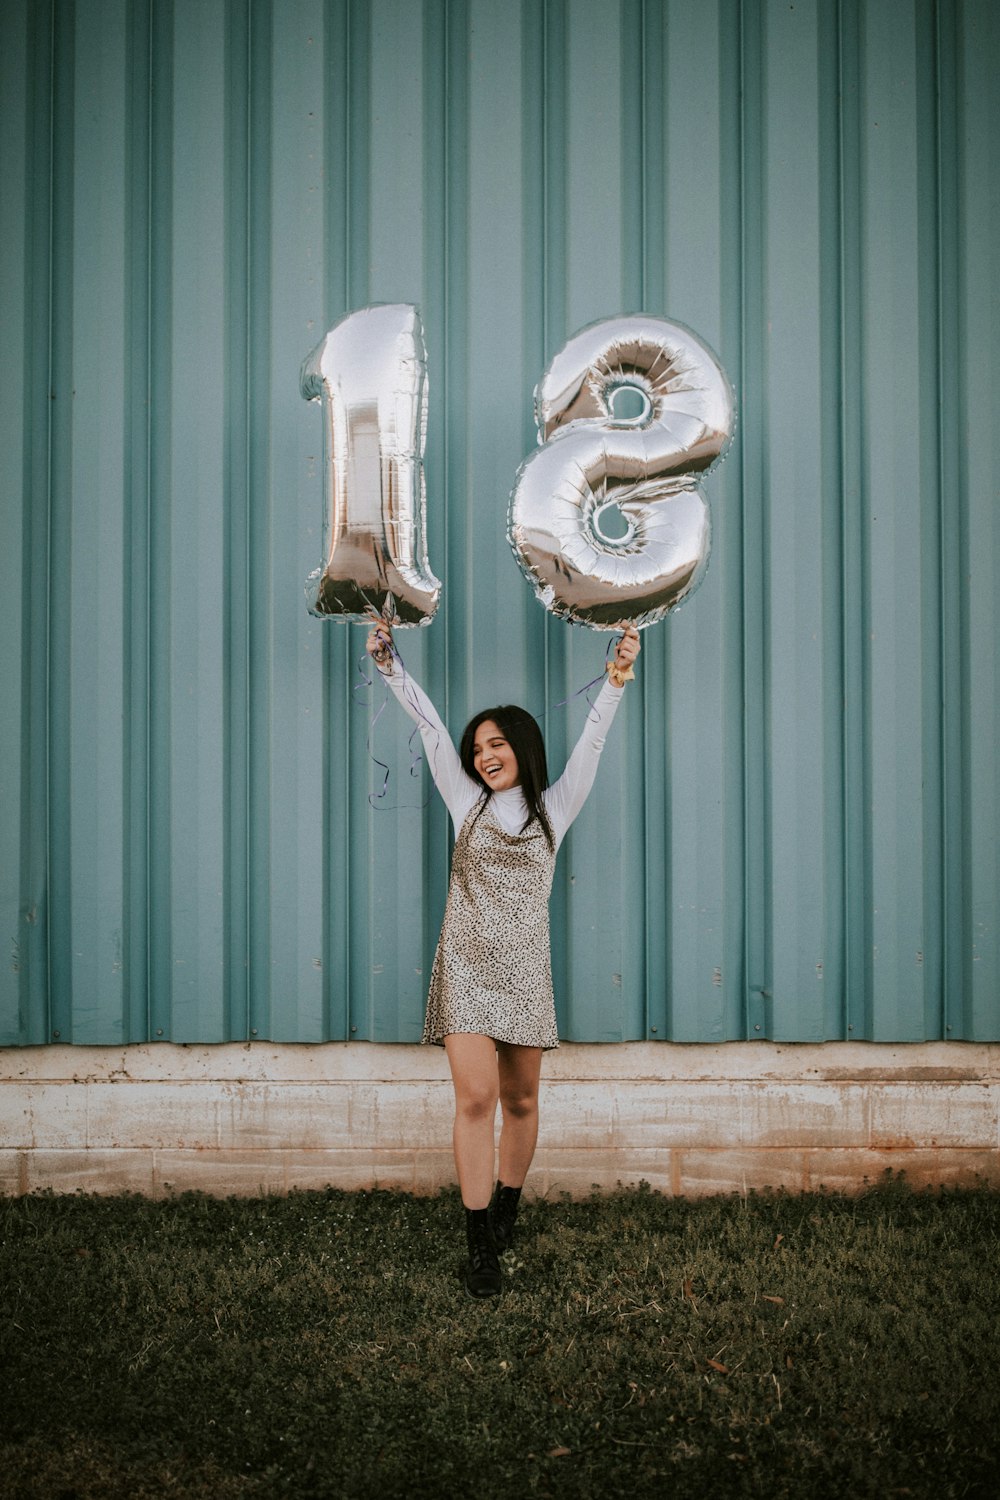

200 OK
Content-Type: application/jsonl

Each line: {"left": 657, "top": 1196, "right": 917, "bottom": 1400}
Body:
{"left": 607, "top": 624, "right": 640, "bottom": 686}
{"left": 614, "top": 625, "right": 640, "bottom": 673}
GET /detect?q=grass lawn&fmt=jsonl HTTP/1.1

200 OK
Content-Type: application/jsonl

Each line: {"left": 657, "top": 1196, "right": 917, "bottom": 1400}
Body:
{"left": 1, "top": 1178, "right": 997, "bottom": 1498}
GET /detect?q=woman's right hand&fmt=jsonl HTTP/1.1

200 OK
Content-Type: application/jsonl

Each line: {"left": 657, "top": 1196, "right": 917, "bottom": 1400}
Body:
{"left": 366, "top": 620, "right": 394, "bottom": 671}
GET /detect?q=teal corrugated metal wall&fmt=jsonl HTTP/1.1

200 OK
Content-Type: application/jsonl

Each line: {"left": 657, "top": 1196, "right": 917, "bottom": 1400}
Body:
{"left": 2, "top": 0, "right": 998, "bottom": 1046}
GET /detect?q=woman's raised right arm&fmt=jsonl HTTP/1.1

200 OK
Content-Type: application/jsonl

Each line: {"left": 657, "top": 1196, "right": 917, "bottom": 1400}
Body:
{"left": 365, "top": 624, "right": 478, "bottom": 826}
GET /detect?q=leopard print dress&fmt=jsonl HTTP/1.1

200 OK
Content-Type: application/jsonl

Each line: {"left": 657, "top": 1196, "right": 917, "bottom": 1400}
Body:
{"left": 422, "top": 797, "right": 559, "bottom": 1050}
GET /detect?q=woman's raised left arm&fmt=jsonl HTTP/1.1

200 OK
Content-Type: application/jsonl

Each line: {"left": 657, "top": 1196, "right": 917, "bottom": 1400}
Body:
{"left": 546, "top": 627, "right": 640, "bottom": 842}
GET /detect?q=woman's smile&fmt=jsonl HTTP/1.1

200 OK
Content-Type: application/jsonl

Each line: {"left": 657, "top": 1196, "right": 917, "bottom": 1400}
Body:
{"left": 472, "top": 721, "right": 521, "bottom": 792}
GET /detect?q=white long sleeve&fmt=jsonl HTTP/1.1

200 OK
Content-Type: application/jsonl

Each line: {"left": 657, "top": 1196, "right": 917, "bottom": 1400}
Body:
{"left": 379, "top": 656, "right": 625, "bottom": 844}
{"left": 380, "top": 661, "right": 481, "bottom": 831}
{"left": 544, "top": 677, "right": 625, "bottom": 843}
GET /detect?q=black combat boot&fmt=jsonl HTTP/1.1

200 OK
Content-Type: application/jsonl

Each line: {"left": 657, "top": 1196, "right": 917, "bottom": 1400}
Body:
{"left": 463, "top": 1207, "right": 501, "bottom": 1298}
{"left": 490, "top": 1182, "right": 522, "bottom": 1254}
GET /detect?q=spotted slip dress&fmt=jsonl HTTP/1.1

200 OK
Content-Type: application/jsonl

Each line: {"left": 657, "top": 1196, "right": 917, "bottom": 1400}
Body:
{"left": 381, "top": 659, "right": 624, "bottom": 1051}
{"left": 422, "top": 798, "right": 559, "bottom": 1050}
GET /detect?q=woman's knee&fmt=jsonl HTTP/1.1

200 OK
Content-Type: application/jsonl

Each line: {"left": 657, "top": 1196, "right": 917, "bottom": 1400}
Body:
{"left": 499, "top": 1083, "right": 539, "bottom": 1121}
{"left": 496, "top": 1043, "right": 542, "bottom": 1122}
{"left": 455, "top": 1080, "right": 499, "bottom": 1123}
{"left": 445, "top": 1034, "right": 500, "bottom": 1123}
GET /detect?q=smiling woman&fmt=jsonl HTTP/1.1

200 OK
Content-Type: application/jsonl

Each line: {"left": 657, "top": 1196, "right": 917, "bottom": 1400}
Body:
{"left": 365, "top": 620, "right": 640, "bottom": 1298}
{"left": 461, "top": 706, "right": 552, "bottom": 846}
{"left": 471, "top": 720, "right": 520, "bottom": 793}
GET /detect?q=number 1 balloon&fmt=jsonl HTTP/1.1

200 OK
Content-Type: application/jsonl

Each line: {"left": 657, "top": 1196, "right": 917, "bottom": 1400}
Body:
{"left": 301, "top": 303, "right": 440, "bottom": 626}
{"left": 508, "top": 315, "right": 735, "bottom": 629}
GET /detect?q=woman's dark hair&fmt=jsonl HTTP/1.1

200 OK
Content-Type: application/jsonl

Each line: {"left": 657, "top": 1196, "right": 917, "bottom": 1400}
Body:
{"left": 459, "top": 705, "right": 554, "bottom": 851}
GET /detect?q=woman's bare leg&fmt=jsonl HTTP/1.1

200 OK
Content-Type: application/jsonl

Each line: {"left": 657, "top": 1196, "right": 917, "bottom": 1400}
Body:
{"left": 443, "top": 1033, "right": 500, "bottom": 1209}
{"left": 496, "top": 1042, "right": 543, "bottom": 1189}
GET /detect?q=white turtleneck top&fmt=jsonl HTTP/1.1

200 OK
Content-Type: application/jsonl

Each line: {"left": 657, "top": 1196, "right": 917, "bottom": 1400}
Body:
{"left": 380, "top": 660, "right": 625, "bottom": 849}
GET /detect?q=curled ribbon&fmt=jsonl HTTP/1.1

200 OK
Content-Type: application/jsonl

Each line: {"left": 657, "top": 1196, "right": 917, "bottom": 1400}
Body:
{"left": 356, "top": 615, "right": 436, "bottom": 809}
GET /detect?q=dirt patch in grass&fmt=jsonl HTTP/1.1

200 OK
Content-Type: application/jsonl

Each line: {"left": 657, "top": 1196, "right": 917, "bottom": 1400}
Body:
{"left": 2, "top": 1179, "right": 997, "bottom": 1498}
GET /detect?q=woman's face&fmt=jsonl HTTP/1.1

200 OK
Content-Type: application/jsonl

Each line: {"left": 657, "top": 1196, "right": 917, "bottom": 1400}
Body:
{"left": 472, "top": 720, "right": 521, "bottom": 792}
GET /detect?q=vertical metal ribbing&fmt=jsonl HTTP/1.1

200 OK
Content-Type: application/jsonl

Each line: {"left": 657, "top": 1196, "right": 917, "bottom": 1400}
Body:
{"left": 619, "top": 0, "right": 644, "bottom": 307}
{"left": 343, "top": 0, "right": 371, "bottom": 1039}
{"left": 817, "top": 0, "right": 848, "bottom": 1039}
{"left": 421, "top": 0, "right": 468, "bottom": 1000}
{"left": 164, "top": 0, "right": 233, "bottom": 1041}
{"left": 718, "top": 0, "right": 748, "bottom": 1041}
{"left": 837, "top": 0, "right": 868, "bottom": 1040}
{"left": 246, "top": 0, "right": 268, "bottom": 1041}
{"left": 125, "top": 0, "right": 153, "bottom": 1044}
{"left": 352, "top": 0, "right": 429, "bottom": 1042}
{"left": 421, "top": 0, "right": 445, "bottom": 1003}
{"left": 738, "top": 0, "right": 769, "bottom": 1040}
{"left": 915, "top": 0, "right": 947, "bottom": 1044}
{"left": 37, "top": 0, "right": 58, "bottom": 1044}
{"left": 558, "top": 0, "right": 644, "bottom": 1040}
{"left": 224, "top": 0, "right": 251, "bottom": 1042}
{"left": 748, "top": 0, "right": 837, "bottom": 1042}
{"left": 960, "top": 0, "right": 1000, "bottom": 1040}
{"left": 1, "top": 0, "right": 55, "bottom": 1045}
{"left": 323, "top": 0, "right": 370, "bottom": 1040}
{"left": 541, "top": 0, "right": 567, "bottom": 785}
{"left": 638, "top": 0, "right": 665, "bottom": 1040}
{"left": 861, "top": 0, "right": 942, "bottom": 1042}
{"left": 146, "top": 0, "right": 174, "bottom": 1042}
{"left": 920, "top": 0, "right": 947, "bottom": 1043}
{"left": 934, "top": 0, "right": 965, "bottom": 1038}
{"left": 645, "top": 0, "right": 745, "bottom": 1043}
{"left": 45, "top": 0, "right": 74, "bottom": 1043}
{"left": 527, "top": 0, "right": 572, "bottom": 1024}
{"left": 270, "top": 1, "right": 332, "bottom": 1041}
{"left": 615, "top": 0, "right": 648, "bottom": 1040}
{"left": 243, "top": 0, "right": 276, "bottom": 1042}
{"left": 322, "top": 0, "right": 350, "bottom": 1040}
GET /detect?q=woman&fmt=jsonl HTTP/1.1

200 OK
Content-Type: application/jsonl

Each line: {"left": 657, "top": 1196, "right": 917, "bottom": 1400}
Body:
{"left": 367, "top": 621, "right": 640, "bottom": 1297}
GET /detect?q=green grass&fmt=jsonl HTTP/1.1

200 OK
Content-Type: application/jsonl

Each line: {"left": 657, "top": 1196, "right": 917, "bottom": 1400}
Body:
{"left": 1, "top": 1179, "right": 998, "bottom": 1498}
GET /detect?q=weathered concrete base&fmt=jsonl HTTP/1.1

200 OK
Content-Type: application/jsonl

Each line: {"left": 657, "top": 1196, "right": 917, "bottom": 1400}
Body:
{"left": 2, "top": 1042, "right": 998, "bottom": 1199}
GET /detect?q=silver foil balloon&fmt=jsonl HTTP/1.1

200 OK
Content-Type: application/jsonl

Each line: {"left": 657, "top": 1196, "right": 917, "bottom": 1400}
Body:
{"left": 301, "top": 304, "right": 440, "bottom": 625}
{"left": 508, "top": 314, "right": 735, "bottom": 629}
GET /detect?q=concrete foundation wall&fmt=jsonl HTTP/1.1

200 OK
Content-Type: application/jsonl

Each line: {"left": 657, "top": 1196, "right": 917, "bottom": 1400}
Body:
{"left": 2, "top": 1043, "right": 998, "bottom": 1199}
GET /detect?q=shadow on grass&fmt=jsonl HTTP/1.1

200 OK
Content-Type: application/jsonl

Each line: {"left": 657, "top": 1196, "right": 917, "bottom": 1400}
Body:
{"left": 1, "top": 1176, "right": 998, "bottom": 1498}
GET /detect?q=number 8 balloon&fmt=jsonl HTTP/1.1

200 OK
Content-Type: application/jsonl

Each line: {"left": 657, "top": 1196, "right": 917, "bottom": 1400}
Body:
{"left": 508, "top": 315, "right": 735, "bottom": 629}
